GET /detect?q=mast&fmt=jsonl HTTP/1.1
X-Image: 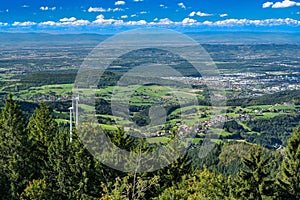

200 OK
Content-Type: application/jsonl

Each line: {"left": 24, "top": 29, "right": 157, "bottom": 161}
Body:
{"left": 69, "top": 106, "right": 73, "bottom": 143}
{"left": 75, "top": 95, "right": 79, "bottom": 126}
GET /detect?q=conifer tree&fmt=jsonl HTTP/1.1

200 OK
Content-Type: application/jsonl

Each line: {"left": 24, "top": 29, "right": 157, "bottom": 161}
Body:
{"left": 0, "top": 94, "right": 28, "bottom": 199}
{"left": 27, "top": 102, "right": 58, "bottom": 179}
{"left": 232, "top": 145, "right": 275, "bottom": 200}
{"left": 155, "top": 167, "right": 228, "bottom": 199}
{"left": 277, "top": 127, "right": 300, "bottom": 199}
{"left": 46, "top": 127, "right": 104, "bottom": 199}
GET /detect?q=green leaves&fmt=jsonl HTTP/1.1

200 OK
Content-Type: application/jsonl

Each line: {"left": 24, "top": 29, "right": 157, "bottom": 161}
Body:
{"left": 277, "top": 127, "right": 300, "bottom": 199}
{"left": 232, "top": 145, "right": 276, "bottom": 200}
{"left": 0, "top": 94, "right": 28, "bottom": 199}
{"left": 27, "top": 102, "right": 58, "bottom": 180}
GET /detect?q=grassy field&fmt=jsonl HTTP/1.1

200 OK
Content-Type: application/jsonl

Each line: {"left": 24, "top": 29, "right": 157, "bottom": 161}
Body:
{"left": 5, "top": 82, "right": 299, "bottom": 145}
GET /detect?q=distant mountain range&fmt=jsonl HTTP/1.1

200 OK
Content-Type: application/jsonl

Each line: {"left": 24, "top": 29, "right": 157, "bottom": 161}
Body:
{"left": 0, "top": 31, "right": 300, "bottom": 46}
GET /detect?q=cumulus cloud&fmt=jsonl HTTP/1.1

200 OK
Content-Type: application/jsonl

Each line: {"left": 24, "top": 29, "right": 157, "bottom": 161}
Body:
{"left": 182, "top": 18, "right": 197, "bottom": 25}
{"left": 40, "top": 6, "right": 56, "bottom": 11}
{"left": 59, "top": 17, "right": 77, "bottom": 22}
{"left": 262, "top": 1, "right": 274, "bottom": 8}
{"left": 178, "top": 3, "right": 186, "bottom": 9}
{"left": 160, "top": 4, "right": 167, "bottom": 8}
{"left": 9, "top": 14, "right": 300, "bottom": 28}
{"left": 88, "top": 7, "right": 124, "bottom": 12}
{"left": 189, "top": 11, "right": 213, "bottom": 17}
{"left": 88, "top": 7, "right": 106, "bottom": 12}
{"left": 263, "top": 0, "right": 300, "bottom": 8}
{"left": 133, "top": 0, "right": 143, "bottom": 2}
{"left": 12, "top": 21, "right": 36, "bottom": 26}
{"left": 0, "top": 22, "right": 8, "bottom": 26}
{"left": 157, "top": 18, "right": 174, "bottom": 25}
{"left": 149, "top": 18, "right": 174, "bottom": 25}
{"left": 272, "top": 0, "right": 300, "bottom": 8}
{"left": 39, "top": 18, "right": 90, "bottom": 26}
{"left": 111, "top": 8, "right": 124, "bottom": 12}
{"left": 93, "top": 14, "right": 124, "bottom": 25}
{"left": 115, "top": 1, "right": 126, "bottom": 5}
{"left": 219, "top": 13, "right": 228, "bottom": 17}
{"left": 126, "top": 20, "right": 147, "bottom": 25}
{"left": 39, "top": 21, "right": 57, "bottom": 26}
{"left": 70, "top": 20, "right": 90, "bottom": 26}
{"left": 202, "top": 18, "right": 300, "bottom": 26}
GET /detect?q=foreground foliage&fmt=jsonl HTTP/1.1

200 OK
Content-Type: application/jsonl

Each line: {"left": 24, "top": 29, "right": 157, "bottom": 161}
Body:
{"left": 0, "top": 95, "right": 299, "bottom": 199}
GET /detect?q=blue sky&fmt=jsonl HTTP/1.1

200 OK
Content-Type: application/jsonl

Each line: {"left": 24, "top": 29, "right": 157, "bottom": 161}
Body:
{"left": 0, "top": 0, "right": 299, "bottom": 32}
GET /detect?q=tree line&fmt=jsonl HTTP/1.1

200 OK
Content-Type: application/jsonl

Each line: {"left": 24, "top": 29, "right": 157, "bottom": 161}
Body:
{"left": 0, "top": 94, "right": 299, "bottom": 199}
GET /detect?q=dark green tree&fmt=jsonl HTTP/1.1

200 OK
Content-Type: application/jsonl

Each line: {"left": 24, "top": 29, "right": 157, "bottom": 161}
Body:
{"left": 45, "top": 127, "right": 107, "bottom": 199}
{"left": 231, "top": 145, "right": 275, "bottom": 200}
{"left": 0, "top": 94, "right": 29, "bottom": 199}
{"left": 155, "top": 167, "right": 228, "bottom": 200}
{"left": 277, "top": 127, "right": 300, "bottom": 199}
{"left": 27, "top": 102, "right": 58, "bottom": 179}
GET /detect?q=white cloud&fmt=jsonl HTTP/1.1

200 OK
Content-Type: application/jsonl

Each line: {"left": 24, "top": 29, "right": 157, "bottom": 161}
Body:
{"left": 115, "top": 1, "right": 126, "bottom": 5}
{"left": 88, "top": 7, "right": 124, "bottom": 12}
{"left": 93, "top": 14, "right": 124, "bottom": 25}
{"left": 203, "top": 21, "right": 213, "bottom": 25}
{"left": 270, "top": 0, "right": 300, "bottom": 8}
{"left": 220, "top": 13, "right": 228, "bottom": 17}
{"left": 189, "top": 12, "right": 196, "bottom": 16}
{"left": 157, "top": 18, "right": 174, "bottom": 25}
{"left": 70, "top": 20, "right": 90, "bottom": 26}
{"left": 202, "top": 18, "right": 300, "bottom": 26}
{"left": 263, "top": 0, "right": 300, "bottom": 8}
{"left": 149, "top": 18, "right": 174, "bottom": 25}
{"left": 189, "top": 11, "right": 213, "bottom": 17}
{"left": 39, "top": 18, "right": 90, "bottom": 26}
{"left": 160, "top": 4, "right": 167, "bottom": 8}
{"left": 178, "top": 3, "right": 186, "bottom": 9}
{"left": 297, "top": 11, "right": 300, "bottom": 14}
{"left": 133, "top": 0, "right": 143, "bottom": 2}
{"left": 262, "top": 1, "right": 274, "bottom": 8}
{"left": 12, "top": 21, "right": 36, "bottom": 26}
{"left": 59, "top": 19, "right": 90, "bottom": 26}
{"left": 126, "top": 20, "right": 147, "bottom": 25}
{"left": 0, "top": 22, "right": 8, "bottom": 26}
{"left": 182, "top": 18, "right": 197, "bottom": 25}
{"left": 131, "top": 14, "right": 137, "bottom": 17}
{"left": 59, "top": 17, "right": 77, "bottom": 22}
{"left": 6, "top": 9, "right": 8, "bottom": 12}
{"left": 112, "top": 8, "right": 124, "bottom": 12}
{"left": 22, "top": 5, "right": 30, "bottom": 8}
{"left": 40, "top": 6, "right": 56, "bottom": 11}
{"left": 39, "top": 21, "right": 57, "bottom": 26}
{"left": 10, "top": 15, "right": 300, "bottom": 28}
{"left": 88, "top": 7, "right": 106, "bottom": 12}
{"left": 140, "top": 11, "right": 147, "bottom": 14}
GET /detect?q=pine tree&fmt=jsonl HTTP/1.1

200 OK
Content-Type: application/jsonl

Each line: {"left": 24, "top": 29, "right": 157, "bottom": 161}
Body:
{"left": 277, "top": 127, "right": 300, "bottom": 199}
{"left": 0, "top": 94, "right": 28, "bottom": 199}
{"left": 232, "top": 145, "right": 275, "bottom": 200}
{"left": 46, "top": 127, "right": 104, "bottom": 199}
{"left": 155, "top": 167, "right": 228, "bottom": 199}
{"left": 27, "top": 102, "right": 58, "bottom": 179}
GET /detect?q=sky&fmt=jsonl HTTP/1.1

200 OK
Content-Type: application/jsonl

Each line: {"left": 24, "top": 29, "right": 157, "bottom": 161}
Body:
{"left": 0, "top": 0, "right": 299, "bottom": 33}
